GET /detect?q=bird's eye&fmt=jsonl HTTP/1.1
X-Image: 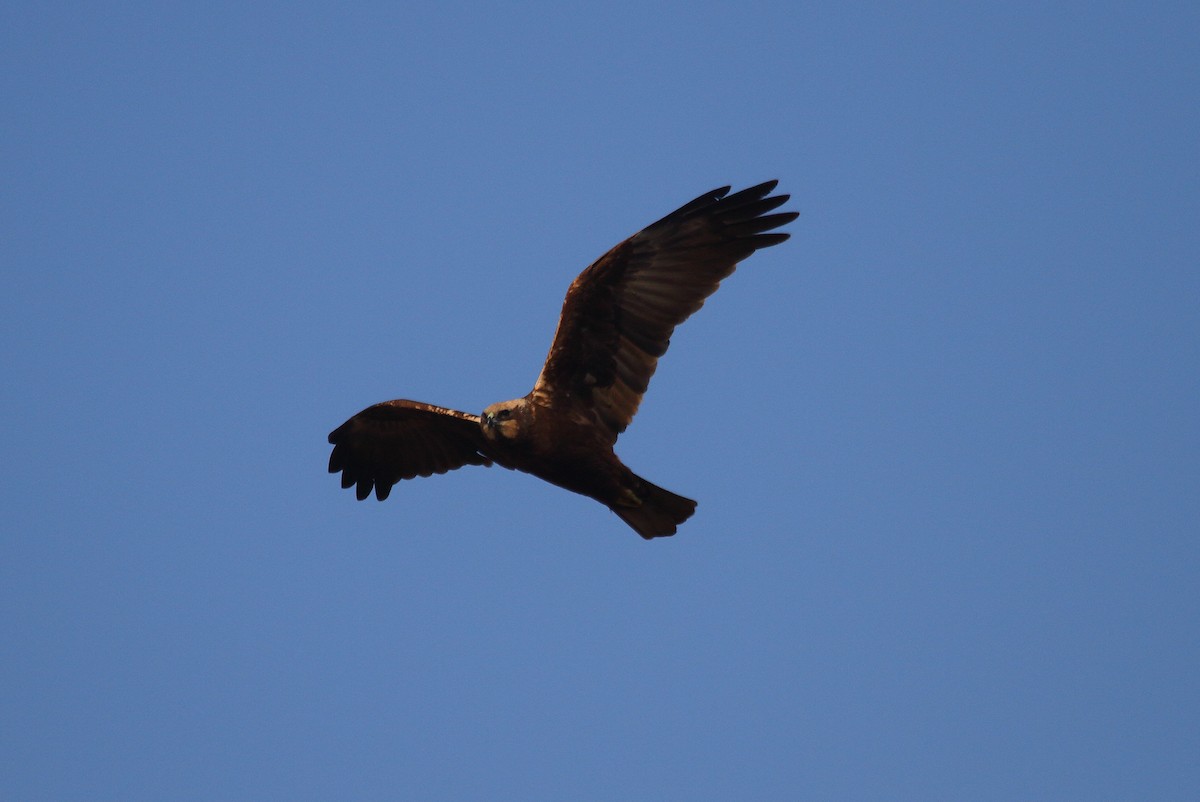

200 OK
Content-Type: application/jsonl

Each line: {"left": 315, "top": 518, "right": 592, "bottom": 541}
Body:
{"left": 497, "top": 409, "right": 511, "bottom": 421}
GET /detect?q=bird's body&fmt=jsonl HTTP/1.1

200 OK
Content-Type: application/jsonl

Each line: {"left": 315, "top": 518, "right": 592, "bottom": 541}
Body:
{"left": 328, "top": 181, "right": 797, "bottom": 538}
{"left": 478, "top": 394, "right": 698, "bottom": 538}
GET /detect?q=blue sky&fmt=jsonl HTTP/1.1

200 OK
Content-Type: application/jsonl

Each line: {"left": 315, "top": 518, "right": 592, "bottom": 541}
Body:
{"left": 3, "top": 2, "right": 1197, "bottom": 799}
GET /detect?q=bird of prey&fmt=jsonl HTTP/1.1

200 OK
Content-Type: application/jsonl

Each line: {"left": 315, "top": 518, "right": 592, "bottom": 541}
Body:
{"left": 328, "top": 180, "right": 797, "bottom": 539}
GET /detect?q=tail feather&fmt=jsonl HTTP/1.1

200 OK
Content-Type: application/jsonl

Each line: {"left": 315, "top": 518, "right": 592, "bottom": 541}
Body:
{"left": 612, "top": 475, "right": 697, "bottom": 539}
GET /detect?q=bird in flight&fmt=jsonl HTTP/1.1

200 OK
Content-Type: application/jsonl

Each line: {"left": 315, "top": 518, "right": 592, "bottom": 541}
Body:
{"left": 328, "top": 180, "right": 798, "bottom": 539}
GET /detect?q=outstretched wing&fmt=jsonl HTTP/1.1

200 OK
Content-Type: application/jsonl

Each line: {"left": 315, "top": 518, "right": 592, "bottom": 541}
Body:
{"left": 532, "top": 180, "right": 798, "bottom": 441}
{"left": 327, "top": 400, "right": 493, "bottom": 501}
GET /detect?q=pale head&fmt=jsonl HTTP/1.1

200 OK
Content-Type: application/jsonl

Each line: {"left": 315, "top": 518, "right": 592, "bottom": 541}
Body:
{"left": 480, "top": 398, "right": 529, "bottom": 441}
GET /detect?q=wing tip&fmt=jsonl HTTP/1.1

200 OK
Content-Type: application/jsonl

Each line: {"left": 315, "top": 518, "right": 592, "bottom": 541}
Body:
{"left": 656, "top": 179, "right": 792, "bottom": 227}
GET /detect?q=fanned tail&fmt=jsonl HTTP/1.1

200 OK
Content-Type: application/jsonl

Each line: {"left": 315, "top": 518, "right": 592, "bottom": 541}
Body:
{"left": 612, "top": 474, "right": 697, "bottom": 539}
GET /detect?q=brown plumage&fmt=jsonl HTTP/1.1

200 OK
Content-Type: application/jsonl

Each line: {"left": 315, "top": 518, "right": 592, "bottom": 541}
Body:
{"left": 328, "top": 181, "right": 797, "bottom": 538}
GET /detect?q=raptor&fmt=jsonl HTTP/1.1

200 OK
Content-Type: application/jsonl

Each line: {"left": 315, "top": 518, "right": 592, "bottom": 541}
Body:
{"left": 328, "top": 181, "right": 797, "bottom": 538}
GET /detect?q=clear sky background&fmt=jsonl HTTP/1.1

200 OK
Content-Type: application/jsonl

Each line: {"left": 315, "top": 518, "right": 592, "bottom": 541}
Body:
{"left": 3, "top": 2, "right": 1197, "bottom": 799}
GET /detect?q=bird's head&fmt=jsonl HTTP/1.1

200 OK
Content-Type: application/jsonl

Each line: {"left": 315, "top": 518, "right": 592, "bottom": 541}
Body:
{"left": 481, "top": 398, "right": 527, "bottom": 441}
